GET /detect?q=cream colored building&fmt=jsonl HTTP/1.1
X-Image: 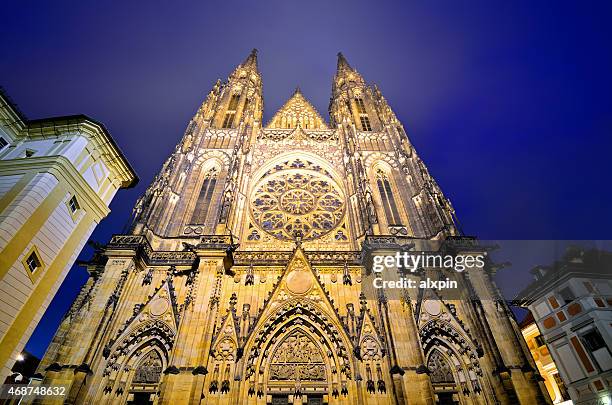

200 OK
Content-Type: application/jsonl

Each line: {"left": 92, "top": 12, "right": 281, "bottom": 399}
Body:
{"left": 520, "top": 312, "right": 572, "bottom": 404}
{"left": 0, "top": 90, "right": 137, "bottom": 380}
{"left": 517, "top": 248, "right": 612, "bottom": 405}
{"left": 32, "top": 51, "right": 551, "bottom": 404}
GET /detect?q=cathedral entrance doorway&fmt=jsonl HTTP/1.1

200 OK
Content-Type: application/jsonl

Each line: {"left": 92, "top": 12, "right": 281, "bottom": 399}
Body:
{"left": 270, "top": 394, "right": 324, "bottom": 405}
{"left": 125, "top": 350, "right": 163, "bottom": 405}
{"left": 126, "top": 392, "right": 154, "bottom": 405}
{"left": 435, "top": 391, "right": 459, "bottom": 405}
{"left": 271, "top": 395, "right": 288, "bottom": 405}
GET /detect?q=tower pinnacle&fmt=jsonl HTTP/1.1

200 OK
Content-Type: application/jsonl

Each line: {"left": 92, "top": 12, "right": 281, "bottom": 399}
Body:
{"left": 241, "top": 48, "right": 259, "bottom": 70}
{"left": 331, "top": 52, "right": 365, "bottom": 100}
{"left": 336, "top": 52, "right": 353, "bottom": 72}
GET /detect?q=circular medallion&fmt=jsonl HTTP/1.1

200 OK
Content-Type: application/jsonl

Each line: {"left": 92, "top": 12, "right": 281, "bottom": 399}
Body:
{"left": 149, "top": 298, "right": 169, "bottom": 316}
{"left": 423, "top": 300, "right": 441, "bottom": 316}
{"left": 286, "top": 269, "right": 313, "bottom": 295}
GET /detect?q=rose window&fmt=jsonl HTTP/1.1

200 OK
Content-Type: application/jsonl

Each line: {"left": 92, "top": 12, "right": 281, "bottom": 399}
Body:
{"left": 251, "top": 164, "right": 344, "bottom": 241}
{"left": 281, "top": 189, "right": 315, "bottom": 215}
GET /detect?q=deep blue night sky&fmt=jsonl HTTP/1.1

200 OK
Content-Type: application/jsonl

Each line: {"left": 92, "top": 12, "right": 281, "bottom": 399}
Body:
{"left": 1, "top": 1, "right": 611, "bottom": 358}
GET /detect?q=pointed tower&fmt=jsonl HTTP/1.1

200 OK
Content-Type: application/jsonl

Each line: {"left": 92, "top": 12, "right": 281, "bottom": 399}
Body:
{"left": 330, "top": 51, "right": 389, "bottom": 133}
{"left": 211, "top": 48, "right": 263, "bottom": 129}
{"left": 131, "top": 49, "right": 263, "bottom": 241}
{"left": 330, "top": 52, "right": 458, "bottom": 238}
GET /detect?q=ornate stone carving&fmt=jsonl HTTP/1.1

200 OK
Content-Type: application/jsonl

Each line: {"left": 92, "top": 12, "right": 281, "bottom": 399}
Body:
{"left": 428, "top": 350, "right": 454, "bottom": 384}
{"left": 251, "top": 159, "right": 345, "bottom": 241}
{"left": 269, "top": 331, "right": 326, "bottom": 381}
{"left": 133, "top": 351, "right": 163, "bottom": 384}
{"left": 41, "top": 51, "right": 545, "bottom": 405}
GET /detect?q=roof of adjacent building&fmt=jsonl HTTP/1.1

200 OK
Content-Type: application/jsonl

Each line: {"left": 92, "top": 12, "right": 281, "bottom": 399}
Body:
{"left": 0, "top": 87, "right": 138, "bottom": 188}
{"left": 515, "top": 246, "right": 612, "bottom": 304}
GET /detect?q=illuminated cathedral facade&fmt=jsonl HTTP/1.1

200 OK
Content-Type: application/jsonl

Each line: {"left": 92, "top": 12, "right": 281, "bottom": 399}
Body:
{"left": 33, "top": 50, "right": 550, "bottom": 404}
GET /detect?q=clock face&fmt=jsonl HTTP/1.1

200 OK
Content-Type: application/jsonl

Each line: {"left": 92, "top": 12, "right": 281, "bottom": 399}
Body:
{"left": 250, "top": 159, "right": 345, "bottom": 241}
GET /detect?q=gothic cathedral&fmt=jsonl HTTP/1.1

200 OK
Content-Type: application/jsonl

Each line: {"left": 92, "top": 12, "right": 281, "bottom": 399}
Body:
{"left": 34, "top": 50, "right": 549, "bottom": 405}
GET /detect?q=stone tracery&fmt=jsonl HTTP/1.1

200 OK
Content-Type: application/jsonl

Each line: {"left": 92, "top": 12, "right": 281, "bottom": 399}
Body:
{"left": 244, "top": 299, "right": 353, "bottom": 384}
{"left": 428, "top": 349, "right": 455, "bottom": 384}
{"left": 251, "top": 159, "right": 345, "bottom": 241}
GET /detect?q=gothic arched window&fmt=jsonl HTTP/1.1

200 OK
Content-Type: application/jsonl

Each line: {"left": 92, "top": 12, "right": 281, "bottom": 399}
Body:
{"left": 222, "top": 93, "right": 241, "bottom": 128}
{"left": 355, "top": 98, "right": 372, "bottom": 131}
{"left": 190, "top": 167, "right": 218, "bottom": 224}
{"left": 375, "top": 169, "right": 401, "bottom": 225}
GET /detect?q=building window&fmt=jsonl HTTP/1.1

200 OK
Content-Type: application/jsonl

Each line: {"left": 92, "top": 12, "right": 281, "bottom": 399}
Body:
{"left": 559, "top": 287, "right": 575, "bottom": 305}
{"left": 190, "top": 168, "right": 218, "bottom": 224}
{"left": 0, "top": 137, "right": 8, "bottom": 149}
{"left": 68, "top": 195, "right": 80, "bottom": 213}
{"left": 360, "top": 115, "right": 372, "bottom": 131}
{"left": 222, "top": 94, "right": 241, "bottom": 129}
{"left": 582, "top": 329, "right": 606, "bottom": 352}
{"left": 355, "top": 98, "right": 367, "bottom": 114}
{"left": 376, "top": 169, "right": 402, "bottom": 225}
{"left": 583, "top": 281, "right": 596, "bottom": 294}
{"left": 66, "top": 194, "right": 82, "bottom": 221}
{"left": 228, "top": 94, "right": 241, "bottom": 111}
{"left": 22, "top": 246, "right": 45, "bottom": 281}
{"left": 222, "top": 112, "right": 235, "bottom": 129}
{"left": 534, "top": 335, "right": 546, "bottom": 347}
{"left": 396, "top": 126, "right": 406, "bottom": 138}
{"left": 26, "top": 252, "right": 41, "bottom": 273}
{"left": 355, "top": 98, "right": 372, "bottom": 131}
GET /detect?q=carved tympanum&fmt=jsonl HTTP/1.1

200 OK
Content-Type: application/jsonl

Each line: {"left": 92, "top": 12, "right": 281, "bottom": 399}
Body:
{"left": 133, "top": 351, "right": 163, "bottom": 384}
{"left": 269, "top": 330, "right": 326, "bottom": 381}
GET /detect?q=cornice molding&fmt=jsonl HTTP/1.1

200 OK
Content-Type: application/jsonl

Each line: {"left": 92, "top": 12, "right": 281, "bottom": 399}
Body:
{"left": 0, "top": 92, "right": 27, "bottom": 139}
{"left": 0, "top": 155, "right": 111, "bottom": 220}
{"left": 24, "top": 118, "right": 137, "bottom": 188}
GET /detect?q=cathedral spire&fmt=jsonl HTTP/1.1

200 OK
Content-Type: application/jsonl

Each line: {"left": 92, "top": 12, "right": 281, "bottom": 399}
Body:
{"left": 335, "top": 52, "right": 363, "bottom": 83}
{"left": 331, "top": 52, "right": 365, "bottom": 99}
{"left": 240, "top": 48, "right": 259, "bottom": 71}
{"left": 336, "top": 52, "right": 353, "bottom": 72}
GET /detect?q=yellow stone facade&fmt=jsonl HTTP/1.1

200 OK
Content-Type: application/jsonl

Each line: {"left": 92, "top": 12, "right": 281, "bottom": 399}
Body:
{"left": 0, "top": 90, "right": 137, "bottom": 381}
{"left": 33, "top": 51, "right": 550, "bottom": 404}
